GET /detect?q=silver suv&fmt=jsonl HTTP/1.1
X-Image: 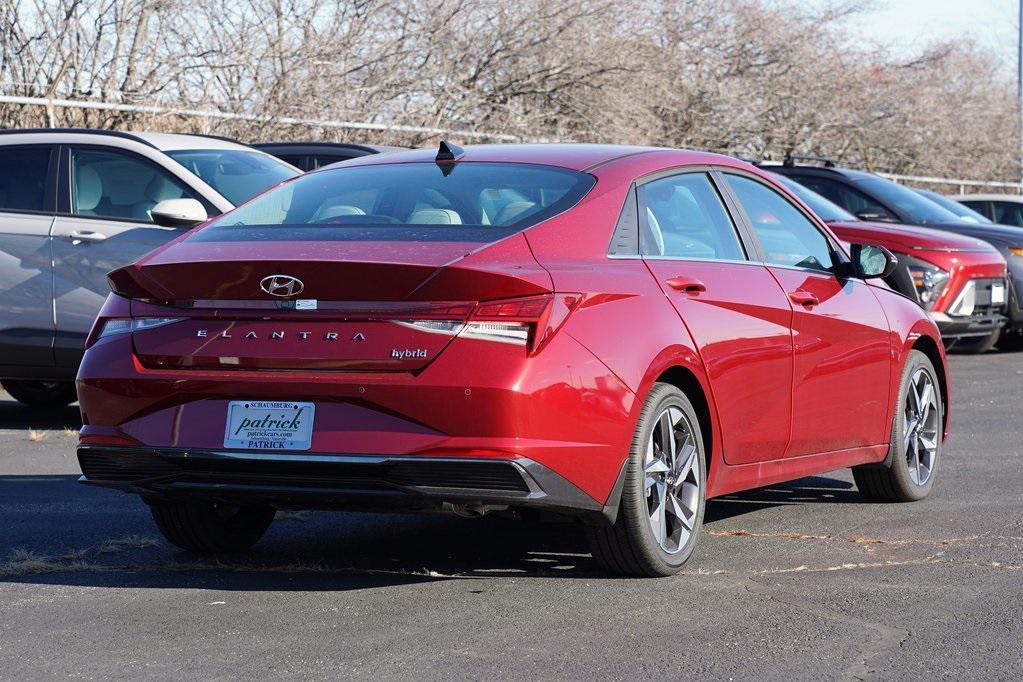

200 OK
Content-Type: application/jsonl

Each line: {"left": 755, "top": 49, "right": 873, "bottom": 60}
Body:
{"left": 0, "top": 129, "right": 299, "bottom": 406}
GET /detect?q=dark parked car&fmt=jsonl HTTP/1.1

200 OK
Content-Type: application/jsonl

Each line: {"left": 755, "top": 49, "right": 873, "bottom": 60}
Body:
{"left": 253, "top": 142, "right": 404, "bottom": 171}
{"left": 773, "top": 157, "right": 1023, "bottom": 352}
{"left": 770, "top": 173, "right": 1008, "bottom": 352}
{"left": 954, "top": 194, "right": 1023, "bottom": 228}
{"left": 914, "top": 188, "right": 992, "bottom": 224}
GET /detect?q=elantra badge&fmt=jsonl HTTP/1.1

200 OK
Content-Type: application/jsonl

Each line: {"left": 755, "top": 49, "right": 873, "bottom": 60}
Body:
{"left": 260, "top": 274, "right": 304, "bottom": 297}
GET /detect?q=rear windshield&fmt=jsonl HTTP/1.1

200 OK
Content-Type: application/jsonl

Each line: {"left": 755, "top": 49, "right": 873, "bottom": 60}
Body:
{"left": 191, "top": 162, "right": 595, "bottom": 243}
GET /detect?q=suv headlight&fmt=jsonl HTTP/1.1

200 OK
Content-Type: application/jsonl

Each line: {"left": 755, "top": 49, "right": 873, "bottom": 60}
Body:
{"left": 906, "top": 256, "right": 950, "bottom": 311}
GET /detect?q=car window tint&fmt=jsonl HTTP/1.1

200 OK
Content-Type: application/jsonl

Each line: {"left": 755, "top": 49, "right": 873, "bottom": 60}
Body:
{"left": 992, "top": 202, "right": 1023, "bottom": 227}
{"left": 312, "top": 155, "right": 352, "bottom": 168}
{"left": 636, "top": 173, "right": 745, "bottom": 260}
{"left": 960, "top": 200, "right": 993, "bottom": 220}
{"left": 0, "top": 147, "right": 51, "bottom": 212}
{"left": 787, "top": 175, "right": 895, "bottom": 220}
{"left": 71, "top": 148, "right": 199, "bottom": 223}
{"left": 726, "top": 174, "right": 835, "bottom": 272}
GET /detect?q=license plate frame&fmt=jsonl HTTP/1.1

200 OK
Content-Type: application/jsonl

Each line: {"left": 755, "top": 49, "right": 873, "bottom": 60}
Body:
{"left": 223, "top": 400, "right": 315, "bottom": 451}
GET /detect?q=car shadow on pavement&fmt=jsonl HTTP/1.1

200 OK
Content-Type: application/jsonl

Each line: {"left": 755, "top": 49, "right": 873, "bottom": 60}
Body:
{"left": 0, "top": 397, "right": 81, "bottom": 430}
{"left": 2, "top": 470, "right": 862, "bottom": 590}
{"left": 705, "top": 476, "right": 861, "bottom": 524}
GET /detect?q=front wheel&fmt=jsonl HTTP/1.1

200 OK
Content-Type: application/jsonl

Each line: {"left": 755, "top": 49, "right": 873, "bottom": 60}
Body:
{"left": 586, "top": 383, "right": 706, "bottom": 577}
{"left": 1, "top": 379, "right": 77, "bottom": 407}
{"left": 853, "top": 350, "right": 942, "bottom": 502}
{"left": 148, "top": 499, "right": 275, "bottom": 553}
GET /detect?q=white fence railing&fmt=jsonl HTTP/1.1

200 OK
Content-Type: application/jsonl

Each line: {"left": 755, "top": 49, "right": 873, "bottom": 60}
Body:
{"left": 0, "top": 94, "right": 521, "bottom": 141}
{"left": 877, "top": 172, "right": 1022, "bottom": 195}
{"left": 3, "top": 93, "right": 1022, "bottom": 193}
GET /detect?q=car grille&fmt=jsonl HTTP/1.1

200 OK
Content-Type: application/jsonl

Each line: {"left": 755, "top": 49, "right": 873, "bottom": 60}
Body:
{"left": 949, "top": 278, "right": 1007, "bottom": 317}
{"left": 78, "top": 448, "right": 531, "bottom": 494}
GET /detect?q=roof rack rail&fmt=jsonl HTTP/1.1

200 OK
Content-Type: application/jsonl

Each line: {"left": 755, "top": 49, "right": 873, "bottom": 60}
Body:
{"left": 783, "top": 153, "right": 836, "bottom": 168}
{"left": 0, "top": 127, "right": 157, "bottom": 149}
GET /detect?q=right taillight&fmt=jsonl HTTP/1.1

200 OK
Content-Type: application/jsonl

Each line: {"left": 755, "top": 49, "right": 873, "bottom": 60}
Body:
{"left": 464, "top": 293, "right": 581, "bottom": 353}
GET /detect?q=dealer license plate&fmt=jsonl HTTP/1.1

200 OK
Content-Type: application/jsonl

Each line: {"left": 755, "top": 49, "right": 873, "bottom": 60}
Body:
{"left": 991, "top": 282, "right": 1006, "bottom": 305}
{"left": 224, "top": 400, "right": 315, "bottom": 450}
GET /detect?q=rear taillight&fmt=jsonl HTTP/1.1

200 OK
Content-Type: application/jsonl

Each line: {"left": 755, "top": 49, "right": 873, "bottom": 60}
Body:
{"left": 395, "top": 294, "right": 580, "bottom": 353}
{"left": 86, "top": 315, "right": 182, "bottom": 349}
{"left": 466, "top": 293, "right": 581, "bottom": 353}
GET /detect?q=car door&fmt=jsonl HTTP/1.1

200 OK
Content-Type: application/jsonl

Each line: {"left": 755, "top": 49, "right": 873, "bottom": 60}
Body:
{"left": 637, "top": 170, "right": 794, "bottom": 464}
{"left": 722, "top": 172, "right": 892, "bottom": 456}
{"left": 49, "top": 145, "right": 206, "bottom": 367}
{"left": 0, "top": 144, "right": 58, "bottom": 370}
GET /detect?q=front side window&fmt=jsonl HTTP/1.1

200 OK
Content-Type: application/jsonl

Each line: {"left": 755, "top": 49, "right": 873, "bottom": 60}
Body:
{"left": 166, "top": 149, "right": 298, "bottom": 205}
{"left": 637, "top": 173, "right": 745, "bottom": 260}
{"left": 192, "top": 162, "right": 595, "bottom": 243}
{"left": 0, "top": 146, "right": 52, "bottom": 212}
{"left": 726, "top": 174, "right": 836, "bottom": 272}
{"left": 71, "top": 148, "right": 200, "bottom": 223}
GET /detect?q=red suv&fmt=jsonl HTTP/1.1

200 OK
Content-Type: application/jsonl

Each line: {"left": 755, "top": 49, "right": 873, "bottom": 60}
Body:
{"left": 76, "top": 144, "right": 949, "bottom": 576}
{"left": 771, "top": 173, "right": 1009, "bottom": 352}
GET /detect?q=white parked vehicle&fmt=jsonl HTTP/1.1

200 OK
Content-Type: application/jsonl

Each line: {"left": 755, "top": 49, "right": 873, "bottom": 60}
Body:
{"left": 0, "top": 129, "right": 299, "bottom": 406}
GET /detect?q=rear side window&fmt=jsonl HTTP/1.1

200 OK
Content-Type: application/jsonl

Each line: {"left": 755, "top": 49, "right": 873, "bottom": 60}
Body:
{"left": 192, "top": 162, "right": 595, "bottom": 243}
{"left": 0, "top": 146, "right": 52, "bottom": 212}
{"left": 992, "top": 202, "right": 1023, "bottom": 227}
{"left": 637, "top": 173, "right": 745, "bottom": 260}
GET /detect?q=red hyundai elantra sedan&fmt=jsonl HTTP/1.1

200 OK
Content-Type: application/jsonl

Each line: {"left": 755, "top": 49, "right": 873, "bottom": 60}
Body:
{"left": 76, "top": 143, "right": 949, "bottom": 576}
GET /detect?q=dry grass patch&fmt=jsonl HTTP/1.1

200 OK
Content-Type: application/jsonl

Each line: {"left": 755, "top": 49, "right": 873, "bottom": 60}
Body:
{"left": 27, "top": 429, "right": 48, "bottom": 442}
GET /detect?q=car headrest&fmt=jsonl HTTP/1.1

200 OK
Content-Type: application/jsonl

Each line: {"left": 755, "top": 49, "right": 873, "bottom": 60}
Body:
{"left": 643, "top": 207, "right": 665, "bottom": 256}
{"left": 75, "top": 166, "right": 102, "bottom": 211}
{"left": 409, "top": 208, "right": 462, "bottom": 225}
{"left": 313, "top": 204, "right": 366, "bottom": 222}
{"left": 494, "top": 201, "right": 535, "bottom": 225}
{"left": 146, "top": 175, "right": 183, "bottom": 203}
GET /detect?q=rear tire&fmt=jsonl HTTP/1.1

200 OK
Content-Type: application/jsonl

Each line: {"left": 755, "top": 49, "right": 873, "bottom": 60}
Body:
{"left": 949, "top": 328, "right": 1000, "bottom": 354}
{"left": 1, "top": 379, "right": 77, "bottom": 407}
{"left": 586, "top": 383, "right": 706, "bottom": 577}
{"left": 996, "top": 328, "right": 1023, "bottom": 352}
{"left": 853, "top": 350, "right": 942, "bottom": 502}
{"left": 148, "top": 499, "right": 275, "bottom": 553}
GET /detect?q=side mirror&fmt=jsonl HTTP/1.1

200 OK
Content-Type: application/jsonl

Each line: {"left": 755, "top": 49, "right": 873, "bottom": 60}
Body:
{"left": 850, "top": 243, "right": 898, "bottom": 279}
{"left": 854, "top": 207, "right": 894, "bottom": 222}
{"left": 151, "top": 198, "right": 208, "bottom": 228}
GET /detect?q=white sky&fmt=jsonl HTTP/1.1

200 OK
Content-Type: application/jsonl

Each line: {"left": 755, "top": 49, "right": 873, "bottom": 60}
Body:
{"left": 816, "top": 0, "right": 1018, "bottom": 64}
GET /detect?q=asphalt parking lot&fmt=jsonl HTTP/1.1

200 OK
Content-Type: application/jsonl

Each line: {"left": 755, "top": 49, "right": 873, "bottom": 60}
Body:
{"left": 1, "top": 353, "right": 1021, "bottom": 680}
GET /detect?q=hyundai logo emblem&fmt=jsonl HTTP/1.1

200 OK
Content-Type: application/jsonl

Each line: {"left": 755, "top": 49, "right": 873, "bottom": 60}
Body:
{"left": 260, "top": 274, "right": 304, "bottom": 297}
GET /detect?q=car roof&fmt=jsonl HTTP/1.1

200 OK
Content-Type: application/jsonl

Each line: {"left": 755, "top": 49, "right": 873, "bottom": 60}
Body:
{"left": 253, "top": 142, "right": 406, "bottom": 155}
{"left": 129, "top": 131, "right": 254, "bottom": 151}
{"left": 769, "top": 163, "right": 878, "bottom": 181}
{"left": 328, "top": 143, "right": 729, "bottom": 172}
{"left": 0, "top": 128, "right": 255, "bottom": 152}
{"left": 954, "top": 193, "right": 1023, "bottom": 202}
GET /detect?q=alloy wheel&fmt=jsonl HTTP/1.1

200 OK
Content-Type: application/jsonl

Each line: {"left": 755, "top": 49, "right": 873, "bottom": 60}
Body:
{"left": 644, "top": 406, "right": 701, "bottom": 554}
{"left": 904, "top": 368, "right": 939, "bottom": 485}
